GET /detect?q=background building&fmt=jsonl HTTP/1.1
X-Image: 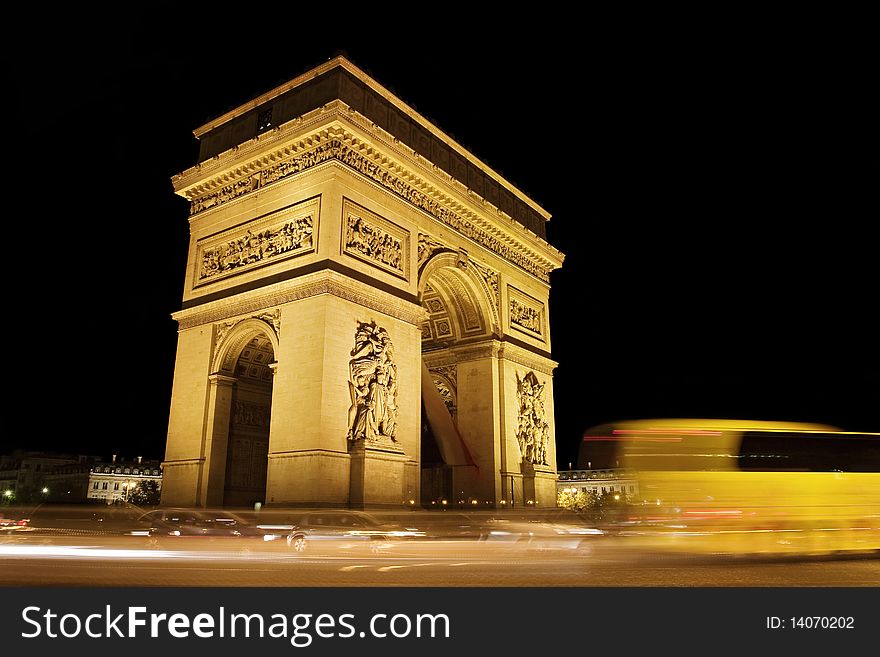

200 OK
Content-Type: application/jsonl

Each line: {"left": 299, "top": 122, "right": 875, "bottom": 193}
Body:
{"left": 87, "top": 456, "right": 163, "bottom": 505}
{"left": 557, "top": 468, "right": 638, "bottom": 498}
{"left": 0, "top": 451, "right": 99, "bottom": 503}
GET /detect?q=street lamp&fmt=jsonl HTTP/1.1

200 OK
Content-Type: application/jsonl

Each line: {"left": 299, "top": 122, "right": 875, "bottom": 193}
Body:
{"left": 41, "top": 487, "right": 49, "bottom": 495}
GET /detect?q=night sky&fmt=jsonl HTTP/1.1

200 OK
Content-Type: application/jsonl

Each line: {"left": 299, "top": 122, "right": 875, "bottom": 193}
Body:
{"left": 8, "top": 19, "right": 876, "bottom": 471}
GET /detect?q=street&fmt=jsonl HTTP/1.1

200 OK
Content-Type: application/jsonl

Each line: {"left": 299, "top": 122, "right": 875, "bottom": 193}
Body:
{"left": 1, "top": 534, "right": 877, "bottom": 586}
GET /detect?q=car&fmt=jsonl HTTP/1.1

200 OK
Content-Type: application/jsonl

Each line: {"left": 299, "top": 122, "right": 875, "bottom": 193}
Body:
{"left": 285, "top": 511, "right": 423, "bottom": 553}
{"left": 133, "top": 508, "right": 278, "bottom": 546}
{"left": 0, "top": 513, "right": 30, "bottom": 531}
{"left": 478, "top": 516, "right": 603, "bottom": 553}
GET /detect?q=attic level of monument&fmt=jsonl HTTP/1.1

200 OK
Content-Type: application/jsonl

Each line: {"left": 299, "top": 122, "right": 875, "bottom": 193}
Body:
{"left": 187, "top": 56, "right": 550, "bottom": 241}
{"left": 174, "top": 123, "right": 561, "bottom": 284}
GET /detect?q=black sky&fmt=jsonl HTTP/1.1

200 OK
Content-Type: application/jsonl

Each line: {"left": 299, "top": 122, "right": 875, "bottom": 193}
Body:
{"left": 6, "top": 17, "right": 877, "bottom": 469}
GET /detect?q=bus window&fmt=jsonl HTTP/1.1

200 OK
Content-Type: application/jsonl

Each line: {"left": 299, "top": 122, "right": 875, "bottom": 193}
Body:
{"left": 738, "top": 432, "right": 880, "bottom": 472}
{"left": 620, "top": 431, "right": 736, "bottom": 472}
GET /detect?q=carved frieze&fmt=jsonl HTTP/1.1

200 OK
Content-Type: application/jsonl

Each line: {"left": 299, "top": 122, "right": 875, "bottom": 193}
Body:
{"left": 347, "top": 321, "right": 399, "bottom": 446}
{"left": 336, "top": 143, "right": 550, "bottom": 281}
{"left": 175, "top": 272, "right": 425, "bottom": 331}
{"left": 187, "top": 136, "right": 551, "bottom": 282}
{"left": 516, "top": 371, "right": 549, "bottom": 466}
{"left": 232, "top": 401, "right": 270, "bottom": 428}
{"left": 508, "top": 286, "right": 545, "bottom": 339}
{"left": 188, "top": 142, "right": 337, "bottom": 214}
{"left": 195, "top": 197, "right": 319, "bottom": 286}
{"left": 342, "top": 198, "right": 408, "bottom": 279}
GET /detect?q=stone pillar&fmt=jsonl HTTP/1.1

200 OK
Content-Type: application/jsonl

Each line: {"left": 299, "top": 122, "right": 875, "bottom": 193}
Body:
{"left": 201, "top": 373, "right": 236, "bottom": 507}
{"left": 500, "top": 471, "right": 524, "bottom": 509}
{"left": 349, "top": 440, "right": 409, "bottom": 508}
{"left": 499, "top": 349, "right": 558, "bottom": 509}
{"left": 453, "top": 351, "right": 502, "bottom": 506}
{"left": 521, "top": 461, "right": 557, "bottom": 508}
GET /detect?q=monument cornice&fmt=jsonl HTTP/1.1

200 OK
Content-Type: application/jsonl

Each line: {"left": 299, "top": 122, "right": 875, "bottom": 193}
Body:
{"left": 172, "top": 110, "right": 562, "bottom": 283}
{"left": 498, "top": 342, "right": 559, "bottom": 376}
{"left": 421, "top": 333, "right": 557, "bottom": 374}
{"left": 172, "top": 269, "right": 426, "bottom": 330}
{"left": 191, "top": 56, "right": 550, "bottom": 223}
{"left": 161, "top": 458, "right": 204, "bottom": 466}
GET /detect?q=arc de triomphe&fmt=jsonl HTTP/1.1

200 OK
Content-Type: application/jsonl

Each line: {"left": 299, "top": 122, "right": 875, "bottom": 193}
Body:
{"left": 161, "top": 57, "right": 564, "bottom": 508}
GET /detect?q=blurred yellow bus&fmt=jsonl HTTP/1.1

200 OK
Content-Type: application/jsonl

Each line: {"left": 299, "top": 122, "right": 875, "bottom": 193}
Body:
{"left": 581, "top": 419, "right": 880, "bottom": 556}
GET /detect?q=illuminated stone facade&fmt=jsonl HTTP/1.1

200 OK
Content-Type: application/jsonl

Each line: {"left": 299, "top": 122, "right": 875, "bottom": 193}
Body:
{"left": 162, "top": 57, "right": 564, "bottom": 508}
{"left": 88, "top": 456, "right": 163, "bottom": 505}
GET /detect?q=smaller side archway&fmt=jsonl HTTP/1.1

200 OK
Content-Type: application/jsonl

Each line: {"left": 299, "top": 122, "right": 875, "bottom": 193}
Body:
{"left": 203, "top": 318, "right": 279, "bottom": 507}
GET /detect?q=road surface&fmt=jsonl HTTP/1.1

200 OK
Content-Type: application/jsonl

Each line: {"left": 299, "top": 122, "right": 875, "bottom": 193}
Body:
{"left": 1, "top": 533, "right": 877, "bottom": 586}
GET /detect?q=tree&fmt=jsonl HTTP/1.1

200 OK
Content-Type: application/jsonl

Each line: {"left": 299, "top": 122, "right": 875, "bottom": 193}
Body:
{"left": 557, "top": 489, "right": 598, "bottom": 513}
{"left": 557, "top": 488, "right": 633, "bottom": 522}
{"left": 127, "top": 480, "right": 161, "bottom": 506}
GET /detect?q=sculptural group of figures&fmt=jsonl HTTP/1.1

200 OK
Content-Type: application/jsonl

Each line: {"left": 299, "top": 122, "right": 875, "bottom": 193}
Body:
{"left": 346, "top": 217, "right": 402, "bottom": 272}
{"left": 510, "top": 298, "right": 542, "bottom": 334}
{"left": 200, "top": 217, "right": 313, "bottom": 279}
{"left": 347, "top": 321, "right": 399, "bottom": 444}
{"left": 516, "top": 371, "right": 550, "bottom": 465}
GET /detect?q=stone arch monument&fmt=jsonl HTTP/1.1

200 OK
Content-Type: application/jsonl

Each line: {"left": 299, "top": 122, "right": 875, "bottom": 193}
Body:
{"left": 162, "top": 57, "right": 564, "bottom": 508}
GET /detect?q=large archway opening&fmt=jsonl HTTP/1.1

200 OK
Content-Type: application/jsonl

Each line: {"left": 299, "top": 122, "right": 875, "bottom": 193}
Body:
{"left": 419, "top": 253, "right": 496, "bottom": 506}
{"left": 213, "top": 320, "right": 277, "bottom": 508}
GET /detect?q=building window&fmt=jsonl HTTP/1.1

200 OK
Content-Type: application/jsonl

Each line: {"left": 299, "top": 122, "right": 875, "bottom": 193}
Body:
{"left": 114, "top": 483, "right": 119, "bottom": 490}
{"left": 93, "top": 482, "right": 99, "bottom": 489}
{"left": 102, "top": 482, "right": 108, "bottom": 490}
{"left": 257, "top": 108, "right": 273, "bottom": 132}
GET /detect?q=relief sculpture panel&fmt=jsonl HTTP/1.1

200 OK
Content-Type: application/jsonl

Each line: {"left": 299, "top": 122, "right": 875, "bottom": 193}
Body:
{"left": 342, "top": 198, "right": 409, "bottom": 280}
{"left": 508, "top": 286, "right": 545, "bottom": 339}
{"left": 232, "top": 401, "right": 270, "bottom": 428}
{"left": 195, "top": 196, "right": 319, "bottom": 286}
